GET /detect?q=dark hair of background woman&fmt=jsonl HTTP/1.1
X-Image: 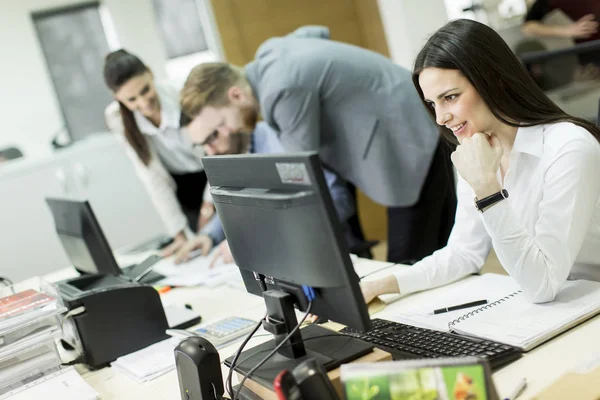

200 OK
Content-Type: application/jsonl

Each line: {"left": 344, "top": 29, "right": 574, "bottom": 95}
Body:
{"left": 103, "top": 49, "right": 152, "bottom": 165}
{"left": 412, "top": 19, "right": 600, "bottom": 145}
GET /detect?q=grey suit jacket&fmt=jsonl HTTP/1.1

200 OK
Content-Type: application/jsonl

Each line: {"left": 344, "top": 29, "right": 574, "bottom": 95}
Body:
{"left": 244, "top": 27, "right": 440, "bottom": 207}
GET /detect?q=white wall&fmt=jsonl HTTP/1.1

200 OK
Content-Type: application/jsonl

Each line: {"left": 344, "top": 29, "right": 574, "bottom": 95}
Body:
{"left": 0, "top": 0, "right": 169, "bottom": 160}
{"left": 377, "top": 0, "right": 449, "bottom": 70}
{"left": 2, "top": 0, "right": 448, "bottom": 159}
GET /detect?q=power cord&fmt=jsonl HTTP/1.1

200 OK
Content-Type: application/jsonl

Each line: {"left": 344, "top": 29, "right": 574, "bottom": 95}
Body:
{"left": 234, "top": 301, "right": 313, "bottom": 400}
{"left": 61, "top": 356, "right": 86, "bottom": 366}
{"left": 0, "top": 277, "right": 15, "bottom": 294}
{"left": 359, "top": 263, "right": 399, "bottom": 280}
{"left": 223, "top": 331, "right": 352, "bottom": 399}
{"left": 0, "top": 276, "right": 13, "bottom": 286}
{"left": 230, "top": 332, "right": 344, "bottom": 374}
{"left": 226, "top": 313, "right": 267, "bottom": 399}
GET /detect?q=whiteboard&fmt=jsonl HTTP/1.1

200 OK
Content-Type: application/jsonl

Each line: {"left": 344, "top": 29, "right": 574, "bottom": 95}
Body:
{"left": 33, "top": 2, "right": 114, "bottom": 142}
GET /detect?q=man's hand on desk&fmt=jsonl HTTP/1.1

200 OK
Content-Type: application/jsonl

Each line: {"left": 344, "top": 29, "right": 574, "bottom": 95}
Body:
{"left": 172, "top": 234, "right": 214, "bottom": 264}
{"left": 160, "top": 232, "right": 187, "bottom": 258}
{"left": 209, "top": 240, "right": 234, "bottom": 268}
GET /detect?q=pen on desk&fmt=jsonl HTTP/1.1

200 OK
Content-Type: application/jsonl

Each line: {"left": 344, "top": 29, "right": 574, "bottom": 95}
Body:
{"left": 433, "top": 299, "right": 488, "bottom": 314}
{"left": 504, "top": 377, "right": 527, "bottom": 400}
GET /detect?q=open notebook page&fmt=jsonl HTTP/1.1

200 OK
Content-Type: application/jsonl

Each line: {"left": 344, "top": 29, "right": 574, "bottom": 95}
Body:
{"left": 389, "top": 274, "right": 520, "bottom": 332}
{"left": 452, "top": 279, "right": 600, "bottom": 351}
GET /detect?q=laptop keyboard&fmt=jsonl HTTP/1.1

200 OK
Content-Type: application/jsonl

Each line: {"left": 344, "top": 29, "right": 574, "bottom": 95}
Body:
{"left": 340, "top": 318, "right": 521, "bottom": 370}
{"left": 122, "top": 264, "right": 165, "bottom": 284}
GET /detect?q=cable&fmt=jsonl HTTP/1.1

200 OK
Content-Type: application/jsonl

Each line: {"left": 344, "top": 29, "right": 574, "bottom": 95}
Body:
{"left": 230, "top": 331, "right": 345, "bottom": 373}
{"left": 219, "top": 334, "right": 273, "bottom": 366}
{"left": 61, "top": 356, "right": 85, "bottom": 366}
{"left": 0, "top": 276, "right": 13, "bottom": 286}
{"left": 225, "top": 331, "right": 355, "bottom": 399}
{"left": 234, "top": 301, "right": 313, "bottom": 400}
{"left": 359, "top": 263, "right": 399, "bottom": 280}
{"left": 226, "top": 313, "right": 267, "bottom": 399}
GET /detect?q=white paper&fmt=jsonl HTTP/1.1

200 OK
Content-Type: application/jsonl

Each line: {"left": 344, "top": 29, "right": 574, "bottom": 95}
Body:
{"left": 164, "top": 304, "right": 201, "bottom": 328}
{"left": 111, "top": 338, "right": 180, "bottom": 383}
{"left": 0, "top": 367, "right": 98, "bottom": 400}
{"left": 389, "top": 274, "right": 520, "bottom": 332}
{"left": 153, "top": 250, "right": 241, "bottom": 287}
{"left": 453, "top": 279, "right": 600, "bottom": 350}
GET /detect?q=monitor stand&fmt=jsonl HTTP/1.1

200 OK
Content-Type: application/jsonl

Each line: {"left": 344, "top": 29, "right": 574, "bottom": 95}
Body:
{"left": 224, "top": 290, "right": 373, "bottom": 390}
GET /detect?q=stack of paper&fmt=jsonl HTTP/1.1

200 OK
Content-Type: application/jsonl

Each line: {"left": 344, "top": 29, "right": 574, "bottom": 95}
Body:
{"left": 0, "top": 286, "right": 66, "bottom": 395}
{"left": 111, "top": 338, "right": 180, "bottom": 383}
{"left": 0, "top": 367, "right": 99, "bottom": 400}
{"left": 153, "top": 253, "right": 241, "bottom": 287}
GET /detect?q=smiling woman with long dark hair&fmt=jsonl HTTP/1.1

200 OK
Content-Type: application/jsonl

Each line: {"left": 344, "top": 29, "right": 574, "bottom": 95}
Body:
{"left": 103, "top": 49, "right": 215, "bottom": 258}
{"left": 361, "top": 19, "right": 600, "bottom": 304}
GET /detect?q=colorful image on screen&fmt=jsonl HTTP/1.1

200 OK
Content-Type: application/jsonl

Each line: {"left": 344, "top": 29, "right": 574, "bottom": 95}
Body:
{"left": 344, "top": 364, "right": 488, "bottom": 400}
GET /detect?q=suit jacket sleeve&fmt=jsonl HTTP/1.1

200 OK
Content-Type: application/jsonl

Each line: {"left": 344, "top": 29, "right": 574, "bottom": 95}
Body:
{"left": 270, "top": 88, "right": 321, "bottom": 152}
{"left": 288, "top": 25, "right": 330, "bottom": 39}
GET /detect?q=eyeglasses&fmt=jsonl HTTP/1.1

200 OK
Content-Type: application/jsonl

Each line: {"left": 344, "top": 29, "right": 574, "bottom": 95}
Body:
{"left": 194, "top": 130, "right": 219, "bottom": 148}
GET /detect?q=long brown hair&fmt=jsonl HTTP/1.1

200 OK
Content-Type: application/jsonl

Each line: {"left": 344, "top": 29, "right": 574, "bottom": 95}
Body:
{"left": 103, "top": 49, "right": 152, "bottom": 165}
{"left": 412, "top": 19, "right": 600, "bottom": 145}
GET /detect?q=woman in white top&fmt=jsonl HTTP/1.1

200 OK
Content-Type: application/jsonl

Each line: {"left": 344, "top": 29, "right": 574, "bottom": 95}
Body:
{"left": 103, "top": 49, "right": 213, "bottom": 255}
{"left": 362, "top": 19, "right": 600, "bottom": 304}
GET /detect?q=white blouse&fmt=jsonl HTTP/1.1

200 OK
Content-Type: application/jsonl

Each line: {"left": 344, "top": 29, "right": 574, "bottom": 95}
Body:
{"left": 394, "top": 122, "right": 600, "bottom": 303}
{"left": 105, "top": 81, "right": 205, "bottom": 237}
{"left": 132, "top": 83, "right": 203, "bottom": 174}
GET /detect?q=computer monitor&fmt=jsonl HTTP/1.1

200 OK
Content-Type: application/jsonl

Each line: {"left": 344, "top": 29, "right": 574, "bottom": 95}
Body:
{"left": 202, "top": 152, "right": 373, "bottom": 387}
{"left": 45, "top": 197, "right": 163, "bottom": 286}
{"left": 46, "top": 198, "right": 122, "bottom": 277}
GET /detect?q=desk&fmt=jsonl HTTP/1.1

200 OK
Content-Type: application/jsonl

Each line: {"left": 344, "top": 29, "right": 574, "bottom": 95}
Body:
{"left": 43, "top": 259, "right": 599, "bottom": 399}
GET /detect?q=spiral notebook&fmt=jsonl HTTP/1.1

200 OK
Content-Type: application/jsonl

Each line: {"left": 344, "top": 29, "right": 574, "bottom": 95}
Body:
{"left": 391, "top": 274, "right": 600, "bottom": 351}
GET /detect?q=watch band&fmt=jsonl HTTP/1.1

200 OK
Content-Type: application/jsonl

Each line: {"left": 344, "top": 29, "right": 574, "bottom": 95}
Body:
{"left": 475, "top": 189, "right": 509, "bottom": 212}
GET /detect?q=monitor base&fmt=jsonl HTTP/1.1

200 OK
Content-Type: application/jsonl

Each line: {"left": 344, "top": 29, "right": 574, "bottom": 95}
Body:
{"left": 225, "top": 324, "right": 373, "bottom": 390}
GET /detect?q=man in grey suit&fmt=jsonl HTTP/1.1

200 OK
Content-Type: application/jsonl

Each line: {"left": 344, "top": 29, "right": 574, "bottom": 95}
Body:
{"left": 180, "top": 27, "right": 456, "bottom": 263}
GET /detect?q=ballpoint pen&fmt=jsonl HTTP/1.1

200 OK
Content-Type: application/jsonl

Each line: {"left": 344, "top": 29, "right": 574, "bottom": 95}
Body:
{"left": 433, "top": 299, "right": 488, "bottom": 314}
{"left": 504, "top": 377, "right": 527, "bottom": 400}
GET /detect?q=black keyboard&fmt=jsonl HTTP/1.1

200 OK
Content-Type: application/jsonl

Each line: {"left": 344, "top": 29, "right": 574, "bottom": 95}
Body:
{"left": 340, "top": 318, "right": 521, "bottom": 370}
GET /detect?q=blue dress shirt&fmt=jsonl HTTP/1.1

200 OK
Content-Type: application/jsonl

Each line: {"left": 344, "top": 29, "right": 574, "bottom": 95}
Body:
{"left": 200, "top": 121, "right": 356, "bottom": 244}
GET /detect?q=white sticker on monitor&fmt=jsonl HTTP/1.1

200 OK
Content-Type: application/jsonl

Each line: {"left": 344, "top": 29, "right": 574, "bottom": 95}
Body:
{"left": 275, "top": 163, "right": 312, "bottom": 185}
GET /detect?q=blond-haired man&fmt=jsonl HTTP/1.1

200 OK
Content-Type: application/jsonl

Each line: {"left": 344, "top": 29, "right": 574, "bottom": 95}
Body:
{"left": 180, "top": 26, "right": 456, "bottom": 263}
